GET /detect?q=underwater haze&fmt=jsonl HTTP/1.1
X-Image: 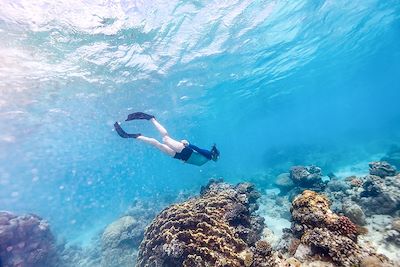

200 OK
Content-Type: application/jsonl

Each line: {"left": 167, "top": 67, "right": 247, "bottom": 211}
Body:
{"left": 1, "top": 0, "right": 400, "bottom": 251}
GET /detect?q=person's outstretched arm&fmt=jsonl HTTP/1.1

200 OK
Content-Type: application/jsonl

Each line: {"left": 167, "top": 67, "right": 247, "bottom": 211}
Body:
{"left": 188, "top": 144, "right": 212, "bottom": 160}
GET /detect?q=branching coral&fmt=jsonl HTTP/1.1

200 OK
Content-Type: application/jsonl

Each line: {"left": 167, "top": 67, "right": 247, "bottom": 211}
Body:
{"left": 328, "top": 216, "right": 358, "bottom": 241}
{"left": 136, "top": 182, "right": 279, "bottom": 267}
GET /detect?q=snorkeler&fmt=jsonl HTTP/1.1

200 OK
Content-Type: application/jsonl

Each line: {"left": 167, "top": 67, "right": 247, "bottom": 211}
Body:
{"left": 114, "top": 112, "right": 220, "bottom": 166}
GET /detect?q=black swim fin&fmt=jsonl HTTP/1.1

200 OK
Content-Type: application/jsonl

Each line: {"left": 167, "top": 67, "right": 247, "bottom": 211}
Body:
{"left": 114, "top": 122, "right": 141, "bottom": 138}
{"left": 125, "top": 112, "right": 154, "bottom": 121}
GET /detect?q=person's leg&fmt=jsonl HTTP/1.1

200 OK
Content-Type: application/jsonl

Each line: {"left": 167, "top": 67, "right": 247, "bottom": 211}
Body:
{"left": 162, "top": 136, "right": 185, "bottom": 153}
{"left": 149, "top": 118, "right": 185, "bottom": 153}
{"left": 137, "top": 136, "right": 175, "bottom": 157}
{"left": 150, "top": 118, "right": 168, "bottom": 137}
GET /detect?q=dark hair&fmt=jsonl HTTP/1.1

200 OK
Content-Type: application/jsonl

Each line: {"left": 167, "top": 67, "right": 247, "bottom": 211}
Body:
{"left": 210, "top": 144, "right": 220, "bottom": 161}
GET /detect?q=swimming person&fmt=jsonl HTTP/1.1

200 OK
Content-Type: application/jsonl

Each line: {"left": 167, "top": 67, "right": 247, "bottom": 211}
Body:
{"left": 114, "top": 112, "right": 220, "bottom": 166}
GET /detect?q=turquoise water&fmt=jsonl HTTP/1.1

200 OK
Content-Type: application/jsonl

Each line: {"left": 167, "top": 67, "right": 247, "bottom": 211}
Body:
{"left": 1, "top": 0, "right": 400, "bottom": 243}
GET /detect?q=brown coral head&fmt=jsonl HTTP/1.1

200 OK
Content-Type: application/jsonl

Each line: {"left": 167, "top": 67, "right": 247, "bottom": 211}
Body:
{"left": 136, "top": 182, "right": 265, "bottom": 267}
{"left": 292, "top": 190, "right": 330, "bottom": 211}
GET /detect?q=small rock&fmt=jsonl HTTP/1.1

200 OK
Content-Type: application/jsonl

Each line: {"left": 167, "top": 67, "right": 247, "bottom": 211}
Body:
{"left": 391, "top": 218, "right": 400, "bottom": 232}
{"left": 342, "top": 202, "right": 367, "bottom": 226}
{"left": 275, "top": 173, "right": 295, "bottom": 193}
{"left": 360, "top": 255, "right": 385, "bottom": 267}
{"left": 293, "top": 243, "right": 312, "bottom": 261}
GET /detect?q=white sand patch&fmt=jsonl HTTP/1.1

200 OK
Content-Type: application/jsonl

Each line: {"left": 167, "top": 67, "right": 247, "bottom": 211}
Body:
{"left": 263, "top": 216, "right": 291, "bottom": 241}
{"left": 258, "top": 189, "right": 291, "bottom": 246}
{"left": 359, "top": 215, "right": 400, "bottom": 263}
{"left": 67, "top": 221, "right": 107, "bottom": 247}
{"left": 334, "top": 154, "right": 385, "bottom": 178}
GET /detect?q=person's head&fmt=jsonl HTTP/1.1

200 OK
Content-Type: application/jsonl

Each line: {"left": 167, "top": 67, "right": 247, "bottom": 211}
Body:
{"left": 210, "top": 144, "right": 220, "bottom": 161}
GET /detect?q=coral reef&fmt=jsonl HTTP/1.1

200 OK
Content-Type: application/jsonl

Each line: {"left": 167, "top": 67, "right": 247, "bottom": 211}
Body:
{"left": 253, "top": 163, "right": 399, "bottom": 265}
{"left": 136, "top": 182, "right": 285, "bottom": 267}
{"left": 369, "top": 161, "right": 397, "bottom": 178}
{"left": 58, "top": 193, "right": 181, "bottom": 267}
{"left": 291, "top": 190, "right": 358, "bottom": 241}
{"left": 301, "top": 227, "right": 361, "bottom": 266}
{"left": 0, "top": 211, "right": 58, "bottom": 267}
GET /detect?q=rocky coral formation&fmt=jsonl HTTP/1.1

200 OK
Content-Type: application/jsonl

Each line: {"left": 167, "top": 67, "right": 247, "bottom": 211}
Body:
{"left": 0, "top": 211, "right": 58, "bottom": 267}
{"left": 384, "top": 217, "right": 400, "bottom": 246}
{"left": 291, "top": 191, "right": 358, "bottom": 241}
{"left": 358, "top": 173, "right": 400, "bottom": 216}
{"left": 274, "top": 165, "right": 327, "bottom": 201}
{"left": 319, "top": 162, "right": 400, "bottom": 218}
{"left": 136, "top": 182, "right": 285, "bottom": 267}
{"left": 342, "top": 201, "right": 367, "bottom": 226}
{"left": 58, "top": 195, "right": 180, "bottom": 267}
{"left": 275, "top": 173, "right": 294, "bottom": 194}
{"left": 369, "top": 161, "right": 397, "bottom": 178}
{"left": 256, "top": 162, "right": 399, "bottom": 265}
{"left": 290, "top": 166, "right": 323, "bottom": 186}
{"left": 101, "top": 215, "right": 145, "bottom": 267}
{"left": 289, "top": 190, "right": 384, "bottom": 266}
{"left": 301, "top": 227, "right": 361, "bottom": 266}
{"left": 59, "top": 241, "right": 101, "bottom": 267}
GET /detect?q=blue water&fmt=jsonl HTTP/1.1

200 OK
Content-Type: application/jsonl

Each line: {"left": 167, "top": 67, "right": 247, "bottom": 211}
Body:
{"left": 1, "top": 0, "right": 400, "bottom": 242}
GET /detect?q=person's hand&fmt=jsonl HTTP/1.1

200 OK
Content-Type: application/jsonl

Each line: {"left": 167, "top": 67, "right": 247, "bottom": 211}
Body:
{"left": 181, "top": 140, "right": 189, "bottom": 146}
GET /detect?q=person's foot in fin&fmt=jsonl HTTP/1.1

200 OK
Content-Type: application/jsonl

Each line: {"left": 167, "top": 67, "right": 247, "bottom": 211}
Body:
{"left": 125, "top": 112, "right": 155, "bottom": 121}
{"left": 114, "top": 122, "right": 141, "bottom": 138}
